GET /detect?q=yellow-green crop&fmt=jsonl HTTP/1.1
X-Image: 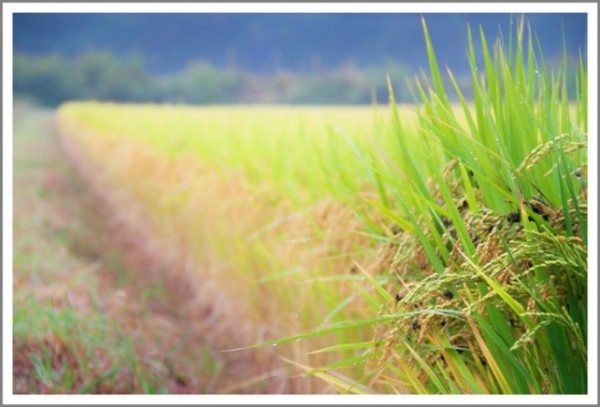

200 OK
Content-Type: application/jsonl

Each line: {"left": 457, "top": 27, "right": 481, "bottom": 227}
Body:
{"left": 56, "top": 18, "right": 587, "bottom": 394}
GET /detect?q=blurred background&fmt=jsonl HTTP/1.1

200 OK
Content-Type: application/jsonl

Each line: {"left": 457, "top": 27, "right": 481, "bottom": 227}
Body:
{"left": 14, "top": 13, "right": 587, "bottom": 106}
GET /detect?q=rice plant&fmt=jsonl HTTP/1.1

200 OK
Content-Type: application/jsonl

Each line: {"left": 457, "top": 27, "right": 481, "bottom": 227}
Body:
{"left": 255, "top": 17, "right": 587, "bottom": 394}
{"left": 56, "top": 17, "right": 587, "bottom": 394}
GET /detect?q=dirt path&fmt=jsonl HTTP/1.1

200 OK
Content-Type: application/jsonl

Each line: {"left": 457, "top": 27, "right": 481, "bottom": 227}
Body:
{"left": 12, "top": 105, "right": 288, "bottom": 394}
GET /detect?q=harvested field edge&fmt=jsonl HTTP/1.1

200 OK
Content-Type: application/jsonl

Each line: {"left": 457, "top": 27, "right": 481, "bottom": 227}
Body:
{"left": 56, "top": 119, "right": 294, "bottom": 394}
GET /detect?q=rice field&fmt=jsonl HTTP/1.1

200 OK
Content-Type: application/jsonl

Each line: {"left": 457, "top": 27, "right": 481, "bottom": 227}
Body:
{"left": 54, "top": 20, "right": 588, "bottom": 394}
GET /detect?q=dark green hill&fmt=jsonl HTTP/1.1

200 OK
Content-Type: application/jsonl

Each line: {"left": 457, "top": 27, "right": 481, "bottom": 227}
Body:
{"left": 14, "top": 13, "right": 587, "bottom": 75}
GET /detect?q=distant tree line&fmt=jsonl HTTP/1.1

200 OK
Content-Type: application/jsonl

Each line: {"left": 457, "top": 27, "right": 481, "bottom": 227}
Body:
{"left": 14, "top": 51, "right": 429, "bottom": 106}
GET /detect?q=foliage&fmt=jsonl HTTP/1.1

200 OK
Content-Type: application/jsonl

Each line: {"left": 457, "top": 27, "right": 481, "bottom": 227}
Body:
{"left": 15, "top": 52, "right": 415, "bottom": 106}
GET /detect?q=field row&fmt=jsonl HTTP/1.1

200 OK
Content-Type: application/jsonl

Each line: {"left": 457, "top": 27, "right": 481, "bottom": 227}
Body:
{"left": 55, "top": 21, "right": 588, "bottom": 394}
